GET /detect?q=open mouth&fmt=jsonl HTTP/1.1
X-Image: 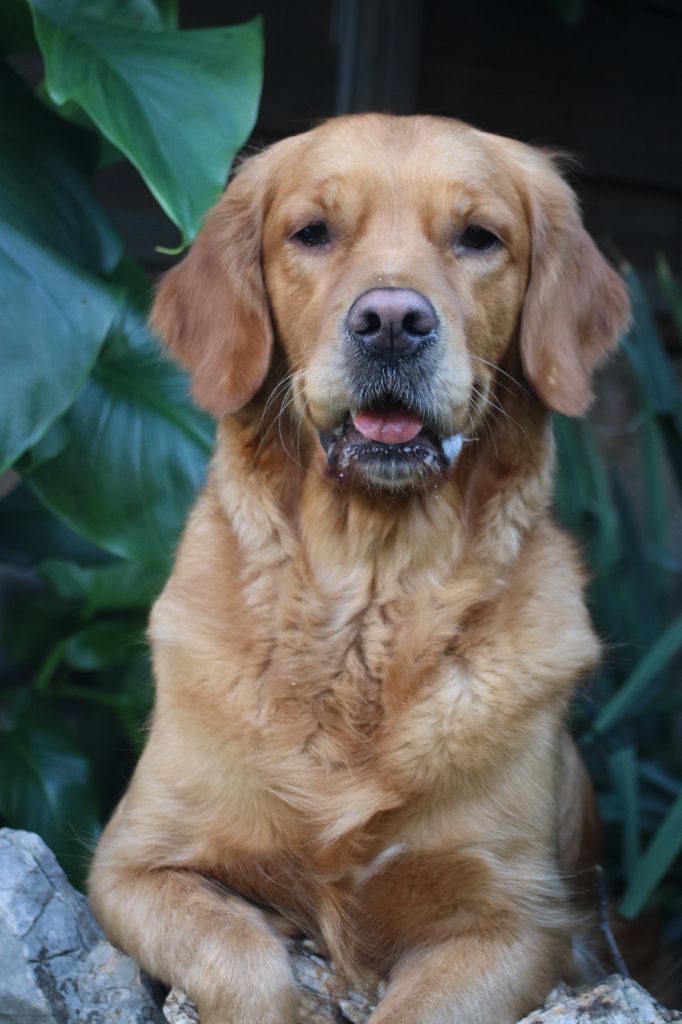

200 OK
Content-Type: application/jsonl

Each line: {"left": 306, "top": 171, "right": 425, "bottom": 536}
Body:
{"left": 318, "top": 404, "right": 464, "bottom": 489}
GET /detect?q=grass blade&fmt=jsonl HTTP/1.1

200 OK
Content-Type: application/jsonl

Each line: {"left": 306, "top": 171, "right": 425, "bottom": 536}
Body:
{"left": 587, "top": 614, "right": 682, "bottom": 738}
{"left": 619, "top": 789, "right": 682, "bottom": 918}
{"left": 608, "top": 746, "right": 640, "bottom": 878}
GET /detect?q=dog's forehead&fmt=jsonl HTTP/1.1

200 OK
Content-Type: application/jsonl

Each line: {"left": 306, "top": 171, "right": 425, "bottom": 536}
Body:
{"left": 267, "top": 115, "right": 524, "bottom": 222}
{"left": 306, "top": 114, "right": 495, "bottom": 168}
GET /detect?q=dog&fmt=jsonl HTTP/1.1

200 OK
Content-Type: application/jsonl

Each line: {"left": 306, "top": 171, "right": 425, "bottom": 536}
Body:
{"left": 88, "top": 114, "right": 630, "bottom": 1024}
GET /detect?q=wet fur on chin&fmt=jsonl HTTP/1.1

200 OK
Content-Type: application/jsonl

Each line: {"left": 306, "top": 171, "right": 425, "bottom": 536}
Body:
{"left": 88, "top": 114, "right": 629, "bottom": 1024}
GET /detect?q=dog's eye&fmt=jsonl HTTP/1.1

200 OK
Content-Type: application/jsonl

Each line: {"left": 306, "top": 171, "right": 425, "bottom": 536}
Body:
{"left": 458, "top": 226, "right": 501, "bottom": 253}
{"left": 295, "top": 222, "right": 330, "bottom": 247}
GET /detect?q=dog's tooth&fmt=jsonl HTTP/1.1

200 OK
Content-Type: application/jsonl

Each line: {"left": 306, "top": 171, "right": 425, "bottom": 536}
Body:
{"left": 441, "top": 433, "right": 464, "bottom": 465}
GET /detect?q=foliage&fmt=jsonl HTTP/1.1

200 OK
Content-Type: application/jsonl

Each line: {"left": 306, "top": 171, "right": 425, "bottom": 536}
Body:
{"left": 0, "top": 0, "right": 679, "bottom": 952}
{"left": 0, "top": 0, "right": 262, "bottom": 885}
{"left": 555, "top": 259, "right": 682, "bottom": 938}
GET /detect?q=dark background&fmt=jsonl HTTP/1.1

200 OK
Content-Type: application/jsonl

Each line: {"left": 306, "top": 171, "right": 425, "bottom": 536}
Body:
{"left": 96, "top": 0, "right": 682, "bottom": 314}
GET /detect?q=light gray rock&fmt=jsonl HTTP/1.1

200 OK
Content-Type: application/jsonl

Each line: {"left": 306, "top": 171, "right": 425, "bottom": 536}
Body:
{"left": 517, "top": 976, "right": 682, "bottom": 1024}
{"left": 160, "top": 938, "right": 383, "bottom": 1024}
{"left": 162, "top": 965, "right": 682, "bottom": 1024}
{"left": 0, "top": 828, "right": 164, "bottom": 1024}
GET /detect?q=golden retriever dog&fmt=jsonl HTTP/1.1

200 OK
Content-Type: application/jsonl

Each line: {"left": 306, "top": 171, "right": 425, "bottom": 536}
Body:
{"left": 89, "top": 114, "right": 630, "bottom": 1023}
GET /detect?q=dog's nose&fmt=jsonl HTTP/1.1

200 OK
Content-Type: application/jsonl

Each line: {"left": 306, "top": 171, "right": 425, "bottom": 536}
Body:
{"left": 347, "top": 288, "right": 438, "bottom": 359}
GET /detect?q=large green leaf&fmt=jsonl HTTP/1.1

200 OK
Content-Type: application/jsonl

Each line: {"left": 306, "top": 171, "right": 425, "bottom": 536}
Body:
{"left": 31, "top": 0, "right": 264, "bottom": 242}
{"left": 59, "top": 652, "right": 154, "bottom": 751}
{"left": 0, "top": 61, "right": 122, "bottom": 273}
{"left": 155, "top": 0, "right": 178, "bottom": 30}
{"left": 64, "top": 617, "right": 144, "bottom": 671}
{"left": 24, "top": 309, "right": 213, "bottom": 573}
{"left": 39, "top": 557, "right": 159, "bottom": 615}
{"left": 0, "top": 707, "right": 100, "bottom": 885}
{"left": 0, "top": 62, "right": 123, "bottom": 471}
{"left": 0, "top": 223, "right": 120, "bottom": 472}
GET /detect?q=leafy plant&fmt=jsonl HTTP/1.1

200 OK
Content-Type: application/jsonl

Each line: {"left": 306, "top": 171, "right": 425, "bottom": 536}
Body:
{"left": 0, "top": 0, "right": 262, "bottom": 886}
{"left": 556, "top": 259, "right": 682, "bottom": 942}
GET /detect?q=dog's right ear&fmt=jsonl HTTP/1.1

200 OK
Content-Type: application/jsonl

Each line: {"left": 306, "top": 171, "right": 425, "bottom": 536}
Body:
{"left": 151, "top": 154, "right": 273, "bottom": 417}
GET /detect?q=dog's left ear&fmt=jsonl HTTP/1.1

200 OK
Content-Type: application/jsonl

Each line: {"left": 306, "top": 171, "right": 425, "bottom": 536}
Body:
{"left": 151, "top": 153, "right": 274, "bottom": 418}
{"left": 518, "top": 153, "right": 630, "bottom": 417}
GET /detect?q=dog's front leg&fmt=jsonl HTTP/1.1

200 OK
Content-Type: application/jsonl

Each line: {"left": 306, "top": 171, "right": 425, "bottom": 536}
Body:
{"left": 367, "top": 925, "right": 566, "bottom": 1024}
{"left": 88, "top": 854, "right": 297, "bottom": 1024}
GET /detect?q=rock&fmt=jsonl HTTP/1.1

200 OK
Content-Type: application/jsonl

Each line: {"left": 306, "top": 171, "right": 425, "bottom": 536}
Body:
{"left": 517, "top": 976, "right": 682, "bottom": 1023}
{"left": 163, "top": 971, "right": 682, "bottom": 1024}
{"left": 2, "top": 829, "right": 680, "bottom": 1024}
{"left": 0, "top": 828, "right": 164, "bottom": 1023}
{"left": 161, "top": 938, "right": 382, "bottom": 1023}
{"left": 160, "top": 990, "right": 199, "bottom": 1024}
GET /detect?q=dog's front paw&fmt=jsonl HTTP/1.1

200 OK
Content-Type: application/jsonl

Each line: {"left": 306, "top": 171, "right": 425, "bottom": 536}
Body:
{"left": 188, "top": 939, "right": 298, "bottom": 1024}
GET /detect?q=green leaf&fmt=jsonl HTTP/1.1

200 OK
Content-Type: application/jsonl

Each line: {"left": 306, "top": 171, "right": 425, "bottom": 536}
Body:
{"left": 657, "top": 254, "right": 682, "bottom": 342}
{"left": 554, "top": 414, "right": 631, "bottom": 656}
{"left": 0, "top": 483, "right": 112, "bottom": 568}
{"left": 39, "top": 557, "right": 159, "bottom": 615}
{"left": 639, "top": 761, "right": 682, "bottom": 799}
{"left": 31, "top": 0, "right": 264, "bottom": 242}
{"left": 0, "top": 708, "right": 100, "bottom": 886}
{"left": 111, "top": 654, "right": 153, "bottom": 747}
{"left": 32, "top": 639, "right": 69, "bottom": 694}
{"left": 640, "top": 416, "right": 670, "bottom": 563}
{"left": 3, "top": 590, "right": 77, "bottom": 666}
{"left": 0, "top": 61, "right": 122, "bottom": 274}
{"left": 610, "top": 472, "right": 661, "bottom": 660}
{"left": 587, "top": 614, "right": 682, "bottom": 738}
{"left": 24, "top": 308, "right": 213, "bottom": 572}
{"left": 64, "top": 617, "right": 144, "bottom": 670}
{"left": 554, "top": 415, "right": 621, "bottom": 572}
{"left": 154, "top": 0, "right": 178, "bottom": 30}
{"left": 608, "top": 746, "right": 640, "bottom": 879}
{"left": 0, "top": 222, "right": 120, "bottom": 472}
{"left": 621, "top": 267, "right": 682, "bottom": 422}
{"left": 0, "top": 63, "right": 123, "bottom": 471}
{"left": 105, "top": 254, "right": 153, "bottom": 314}
{"left": 619, "top": 788, "right": 682, "bottom": 918}
{"left": 34, "top": 79, "right": 127, "bottom": 168}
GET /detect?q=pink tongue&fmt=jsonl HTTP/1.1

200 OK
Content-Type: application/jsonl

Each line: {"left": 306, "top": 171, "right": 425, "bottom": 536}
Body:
{"left": 352, "top": 410, "right": 424, "bottom": 444}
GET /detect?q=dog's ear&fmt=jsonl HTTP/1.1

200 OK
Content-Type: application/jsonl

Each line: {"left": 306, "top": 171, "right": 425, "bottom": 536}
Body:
{"left": 518, "top": 153, "right": 630, "bottom": 417}
{"left": 151, "top": 154, "right": 273, "bottom": 417}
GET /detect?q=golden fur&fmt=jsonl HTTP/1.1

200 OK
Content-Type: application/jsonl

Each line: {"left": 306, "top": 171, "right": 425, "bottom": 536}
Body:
{"left": 89, "top": 114, "right": 630, "bottom": 1023}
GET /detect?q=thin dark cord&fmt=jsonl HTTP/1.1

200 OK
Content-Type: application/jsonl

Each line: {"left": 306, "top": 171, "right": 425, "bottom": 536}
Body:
{"left": 596, "top": 865, "right": 631, "bottom": 978}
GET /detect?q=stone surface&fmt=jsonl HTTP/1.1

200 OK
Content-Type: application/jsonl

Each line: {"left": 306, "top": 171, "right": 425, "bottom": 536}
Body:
{"left": 160, "top": 937, "right": 383, "bottom": 1023}
{"left": 1, "top": 829, "right": 680, "bottom": 1024}
{"left": 517, "top": 977, "right": 682, "bottom": 1024}
{"left": 161, "top": 990, "right": 199, "bottom": 1024}
{"left": 163, "top": 971, "right": 682, "bottom": 1024}
{"left": 0, "top": 828, "right": 163, "bottom": 1023}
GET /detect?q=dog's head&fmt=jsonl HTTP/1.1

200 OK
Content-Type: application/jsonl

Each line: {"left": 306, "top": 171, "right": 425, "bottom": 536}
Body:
{"left": 152, "top": 115, "right": 629, "bottom": 494}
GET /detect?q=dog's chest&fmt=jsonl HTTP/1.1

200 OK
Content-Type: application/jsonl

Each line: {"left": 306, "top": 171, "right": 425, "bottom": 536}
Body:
{"left": 154, "top": 513, "right": 596, "bottom": 848}
{"left": 261, "top": 590, "right": 393, "bottom": 755}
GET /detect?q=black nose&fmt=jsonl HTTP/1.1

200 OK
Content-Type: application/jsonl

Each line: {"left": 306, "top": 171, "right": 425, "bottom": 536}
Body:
{"left": 347, "top": 288, "right": 438, "bottom": 359}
